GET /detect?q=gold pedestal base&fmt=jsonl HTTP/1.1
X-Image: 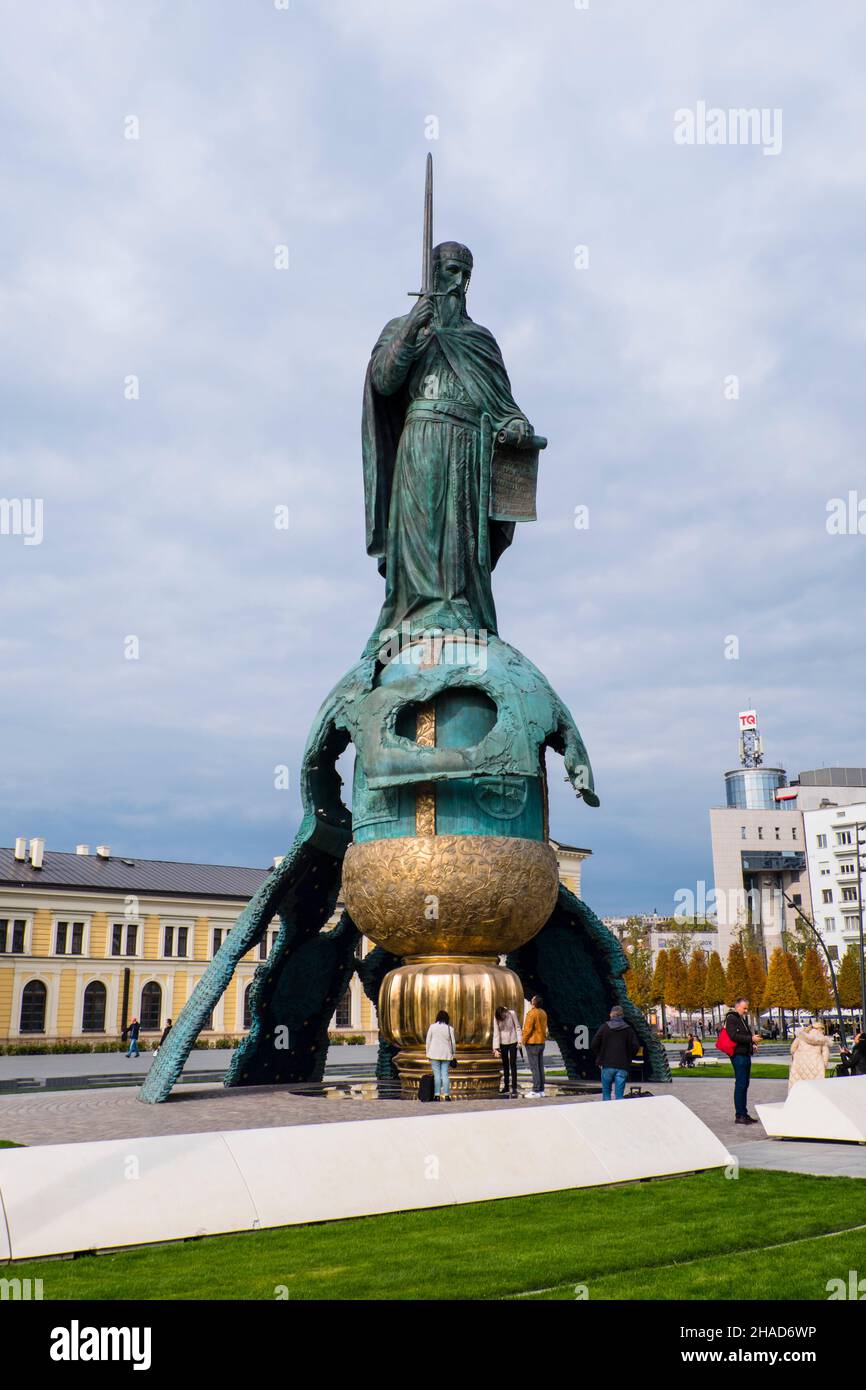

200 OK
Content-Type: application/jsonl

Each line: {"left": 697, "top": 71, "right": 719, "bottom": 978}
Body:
{"left": 379, "top": 955, "right": 523, "bottom": 1098}
{"left": 393, "top": 1050, "right": 504, "bottom": 1098}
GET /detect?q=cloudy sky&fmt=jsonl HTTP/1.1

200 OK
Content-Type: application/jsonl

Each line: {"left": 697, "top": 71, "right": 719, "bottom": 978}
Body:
{"left": 2, "top": 0, "right": 864, "bottom": 914}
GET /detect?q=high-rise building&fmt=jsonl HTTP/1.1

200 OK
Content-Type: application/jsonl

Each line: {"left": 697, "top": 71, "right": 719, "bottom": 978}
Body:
{"left": 802, "top": 800, "right": 866, "bottom": 963}
{"left": 710, "top": 711, "right": 811, "bottom": 960}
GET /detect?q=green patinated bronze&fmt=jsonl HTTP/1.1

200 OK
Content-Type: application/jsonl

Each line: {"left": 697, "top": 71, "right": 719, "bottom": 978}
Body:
{"left": 140, "top": 162, "right": 669, "bottom": 1105}
{"left": 363, "top": 241, "right": 533, "bottom": 645}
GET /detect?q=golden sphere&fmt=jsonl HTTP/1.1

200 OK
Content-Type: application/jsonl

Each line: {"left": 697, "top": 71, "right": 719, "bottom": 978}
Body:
{"left": 342, "top": 834, "right": 559, "bottom": 957}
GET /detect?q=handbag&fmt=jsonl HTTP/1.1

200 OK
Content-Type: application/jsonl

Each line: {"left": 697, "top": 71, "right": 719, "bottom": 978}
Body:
{"left": 511, "top": 1010, "right": 526, "bottom": 1061}
{"left": 450, "top": 1027, "right": 459, "bottom": 1068}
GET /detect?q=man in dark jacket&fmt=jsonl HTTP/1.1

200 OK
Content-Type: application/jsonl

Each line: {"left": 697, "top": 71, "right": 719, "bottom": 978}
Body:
{"left": 841, "top": 1031, "right": 866, "bottom": 1076}
{"left": 124, "top": 1016, "right": 141, "bottom": 1059}
{"left": 725, "top": 997, "right": 761, "bottom": 1124}
{"left": 592, "top": 1005, "right": 640, "bottom": 1101}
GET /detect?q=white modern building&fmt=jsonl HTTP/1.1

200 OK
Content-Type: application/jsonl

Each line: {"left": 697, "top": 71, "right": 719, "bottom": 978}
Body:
{"left": 802, "top": 800, "right": 866, "bottom": 963}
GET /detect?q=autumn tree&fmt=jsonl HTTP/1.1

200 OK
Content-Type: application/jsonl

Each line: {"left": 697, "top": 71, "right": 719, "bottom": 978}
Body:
{"left": 665, "top": 948, "right": 689, "bottom": 1033}
{"left": 624, "top": 929, "right": 654, "bottom": 1013}
{"left": 746, "top": 950, "right": 768, "bottom": 1015}
{"left": 685, "top": 948, "right": 708, "bottom": 1029}
{"left": 725, "top": 941, "right": 751, "bottom": 1008}
{"left": 764, "top": 947, "right": 799, "bottom": 1036}
{"left": 629, "top": 961, "right": 654, "bottom": 1011}
{"left": 650, "top": 949, "right": 669, "bottom": 1037}
{"left": 799, "top": 945, "right": 832, "bottom": 1017}
{"left": 703, "top": 952, "right": 727, "bottom": 1029}
{"left": 785, "top": 951, "right": 803, "bottom": 997}
{"left": 837, "top": 945, "right": 863, "bottom": 1011}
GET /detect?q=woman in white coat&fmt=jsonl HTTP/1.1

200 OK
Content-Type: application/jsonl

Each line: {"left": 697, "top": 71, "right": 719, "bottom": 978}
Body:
{"left": 788, "top": 1018, "right": 831, "bottom": 1093}
{"left": 425, "top": 1009, "right": 457, "bottom": 1101}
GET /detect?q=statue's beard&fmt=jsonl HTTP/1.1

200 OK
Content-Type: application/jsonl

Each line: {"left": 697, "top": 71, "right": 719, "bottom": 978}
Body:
{"left": 437, "top": 288, "right": 465, "bottom": 324}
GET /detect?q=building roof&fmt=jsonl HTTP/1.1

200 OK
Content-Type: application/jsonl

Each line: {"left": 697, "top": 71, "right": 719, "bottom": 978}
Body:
{"left": 796, "top": 768, "right": 866, "bottom": 788}
{"left": 1, "top": 835, "right": 589, "bottom": 901}
{"left": 0, "top": 847, "right": 268, "bottom": 901}
{"left": 548, "top": 839, "right": 592, "bottom": 856}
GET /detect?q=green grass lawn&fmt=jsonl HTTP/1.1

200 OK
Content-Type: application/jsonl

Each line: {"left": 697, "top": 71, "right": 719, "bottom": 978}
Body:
{"left": 548, "top": 1064, "right": 790, "bottom": 1080}
{"left": 669, "top": 1063, "right": 790, "bottom": 1079}
{"left": 9, "top": 1169, "right": 866, "bottom": 1301}
{"left": 0, "top": 1140, "right": 22, "bottom": 1148}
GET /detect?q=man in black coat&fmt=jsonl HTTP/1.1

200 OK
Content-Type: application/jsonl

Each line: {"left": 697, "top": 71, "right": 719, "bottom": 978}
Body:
{"left": 725, "top": 997, "right": 761, "bottom": 1124}
{"left": 591, "top": 1004, "right": 640, "bottom": 1101}
{"left": 840, "top": 1031, "right": 866, "bottom": 1076}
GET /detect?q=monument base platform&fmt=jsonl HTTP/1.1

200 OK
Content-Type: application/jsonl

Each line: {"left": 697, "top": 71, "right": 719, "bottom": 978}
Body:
{"left": 393, "top": 1050, "right": 503, "bottom": 1097}
{"left": 756, "top": 1076, "right": 866, "bottom": 1143}
{"left": 0, "top": 1096, "right": 731, "bottom": 1262}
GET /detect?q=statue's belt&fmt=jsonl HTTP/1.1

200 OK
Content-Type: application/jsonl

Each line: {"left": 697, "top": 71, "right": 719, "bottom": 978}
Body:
{"left": 405, "top": 398, "right": 482, "bottom": 428}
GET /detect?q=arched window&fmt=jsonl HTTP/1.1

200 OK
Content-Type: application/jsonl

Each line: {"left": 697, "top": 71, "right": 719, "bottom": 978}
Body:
{"left": 334, "top": 988, "right": 352, "bottom": 1028}
{"left": 243, "top": 984, "right": 253, "bottom": 1030}
{"left": 82, "top": 981, "right": 107, "bottom": 1033}
{"left": 140, "top": 982, "right": 162, "bottom": 1031}
{"left": 20, "top": 980, "right": 47, "bottom": 1034}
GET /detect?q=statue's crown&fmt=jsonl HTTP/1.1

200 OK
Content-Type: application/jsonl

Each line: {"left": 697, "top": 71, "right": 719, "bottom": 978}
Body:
{"left": 433, "top": 241, "right": 473, "bottom": 271}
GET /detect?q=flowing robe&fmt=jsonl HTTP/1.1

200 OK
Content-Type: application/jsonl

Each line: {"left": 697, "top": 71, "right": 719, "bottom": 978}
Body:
{"left": 362, "top": 311, "right": 528, "bottom": 647}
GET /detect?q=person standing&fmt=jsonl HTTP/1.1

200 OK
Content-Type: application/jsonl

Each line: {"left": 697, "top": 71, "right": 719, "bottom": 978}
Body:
{"left": 125, "top": 1016, "right": 141, "bottom": 1059}
{"left": 425, "top": 1009, "right": 457, "bottom": 1101}
{"left": 493, "top": 1004, "right": 522, "bottom": 1097}
{"left": 724, "top": 997, "right": 761, "bottom": 1124}
{"left": 154, "top": 1018, "right": 173, "bottom": 1056}
{"left": 591, "top": 1005, "right": 640, "bottom": 1100}
{"left": 521, "top": 995, "right": 548, "bottom": 1098}
{"left": 787, "top": 1018, "right": 831, "bottom": 1092}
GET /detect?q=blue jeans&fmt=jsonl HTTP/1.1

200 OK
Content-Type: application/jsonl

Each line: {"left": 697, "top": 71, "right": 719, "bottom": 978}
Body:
{"left": 431, "top": 1059, "right": 451, "bottom": 1097}
{"left": 732, "top": 1052, "right": 751, "bottom": 1116}
{"left": 126, "top": 1038, "right": 139, "bottom": 1057}
{"left": 525, "top": 1043, "right": 545, "bottom": 1093}
{"left": 601, "top": 1066, "right": 629, "bottom": 1101}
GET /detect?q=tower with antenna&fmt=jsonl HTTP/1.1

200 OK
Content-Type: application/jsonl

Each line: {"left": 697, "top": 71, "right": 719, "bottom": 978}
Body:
{"left": 724, "top": 709, "right": 792, "bottom": 810}
{"left": 738, "top": 708, "right": 763, "bottom": 768}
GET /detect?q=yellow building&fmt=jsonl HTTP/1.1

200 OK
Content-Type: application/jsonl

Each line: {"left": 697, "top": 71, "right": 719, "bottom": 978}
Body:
{"left": 0, "top": 836, "right": 589, "bottom": 1046}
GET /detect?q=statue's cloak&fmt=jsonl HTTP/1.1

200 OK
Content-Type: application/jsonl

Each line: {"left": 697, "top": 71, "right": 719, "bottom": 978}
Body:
{"left": 362, "top": 312, "right": 524, "bottom": 577}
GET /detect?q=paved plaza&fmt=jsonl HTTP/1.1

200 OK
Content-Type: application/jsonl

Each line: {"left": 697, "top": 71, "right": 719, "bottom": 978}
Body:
{"left": 2, "top": 1050, "right": 865, "bottom": 1181}
{"left": 0, "top": 1072, "right": 862, "bottom": 1177}
{"left": 0, "top": 1076, "right": 586, "bottom": 1145}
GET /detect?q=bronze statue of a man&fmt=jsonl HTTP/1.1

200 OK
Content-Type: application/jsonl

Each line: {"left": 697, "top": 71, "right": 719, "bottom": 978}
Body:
{"left": 362, "top": 240, "right": 537, "bottom": 649}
